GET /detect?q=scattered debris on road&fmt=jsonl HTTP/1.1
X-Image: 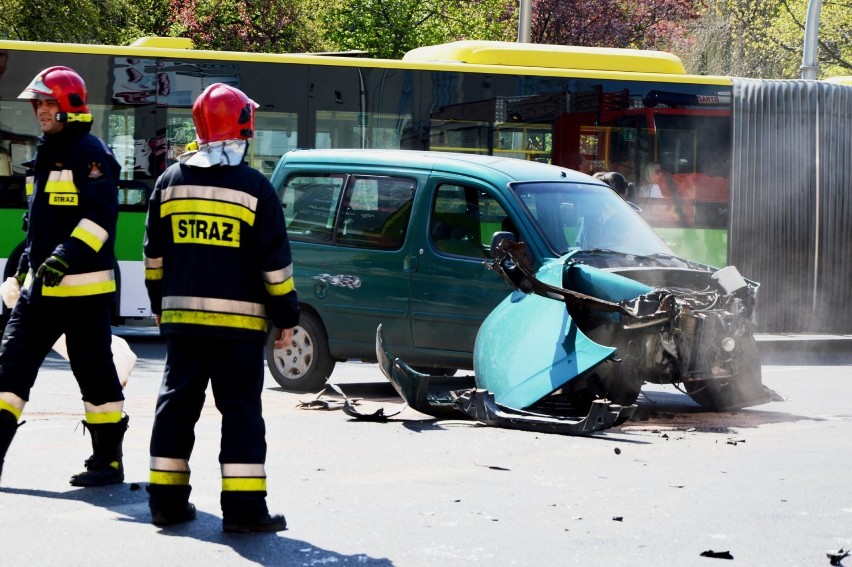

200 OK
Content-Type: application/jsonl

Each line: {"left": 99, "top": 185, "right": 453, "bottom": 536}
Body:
{"left": 700, "top": 549, "right": 734, "bottom": 559}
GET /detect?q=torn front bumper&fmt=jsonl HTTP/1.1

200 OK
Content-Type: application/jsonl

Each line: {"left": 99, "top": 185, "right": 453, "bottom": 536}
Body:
{"left": 376, "top": 324, "right": 634, "bottom": 435}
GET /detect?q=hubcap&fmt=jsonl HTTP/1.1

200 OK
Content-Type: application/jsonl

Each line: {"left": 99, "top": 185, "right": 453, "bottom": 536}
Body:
{"left": 271, "top": 325, "right": 313, "bottom": 380}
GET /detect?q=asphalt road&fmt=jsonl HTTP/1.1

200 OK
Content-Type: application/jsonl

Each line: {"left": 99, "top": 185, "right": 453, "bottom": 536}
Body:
{"left": 0, "top": 336, "right": 850, "bottom": 566}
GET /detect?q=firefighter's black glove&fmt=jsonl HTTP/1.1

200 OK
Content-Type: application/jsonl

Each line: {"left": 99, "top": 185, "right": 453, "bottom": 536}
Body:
{"left": 36, "top": 255, "right": 69, "bottom": 287}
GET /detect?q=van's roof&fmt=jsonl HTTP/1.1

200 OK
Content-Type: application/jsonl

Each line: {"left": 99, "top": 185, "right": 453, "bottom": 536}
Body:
{"left": 278, "top": 148, "right": 601, "bottom": 184}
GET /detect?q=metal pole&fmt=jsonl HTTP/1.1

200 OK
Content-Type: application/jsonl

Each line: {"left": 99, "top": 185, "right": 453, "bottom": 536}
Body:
{"left": 801, "top": 0, "right": 822, "bottom": 79}
{"left": 517, "top": 0, "right": 532, "bottom": 43}
{"left": 800, "top": 0, "right": 823, "bottom": 312}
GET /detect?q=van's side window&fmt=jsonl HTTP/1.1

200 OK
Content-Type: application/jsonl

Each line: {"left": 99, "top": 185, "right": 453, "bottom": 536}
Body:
{"left": 430, "top": 184, "right": 513, "bottom": 258}
{"left": 336, "top": 176, "right": 415, "bottom": 250}
{"left": 281, "top": 174, "right": 345, "bottom": 242}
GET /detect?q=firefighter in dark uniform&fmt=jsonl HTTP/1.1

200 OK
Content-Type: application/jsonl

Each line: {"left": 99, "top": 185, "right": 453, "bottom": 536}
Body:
{"left": 144, "top": 83, "right": 299, "bottom": 532}
{"left": 0, "top": 67, "right": 128, "bottom": 486}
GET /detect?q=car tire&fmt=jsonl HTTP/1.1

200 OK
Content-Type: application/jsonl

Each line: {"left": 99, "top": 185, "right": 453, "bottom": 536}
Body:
{"left": 266, "top": 311, "right": 336, "bottom": 392}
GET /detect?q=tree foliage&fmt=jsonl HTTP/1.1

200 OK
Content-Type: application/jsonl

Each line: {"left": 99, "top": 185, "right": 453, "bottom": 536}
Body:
{"left": 322, "top": 0, "right": 516, "bottom": 59}
{"left": 770, "top": 0, "right": 852, "bottom": 77}
{"left": 168, "top": 0, "right": 326, "bottom": 53}
{"left": 0, "top": 0, "right": 141, "bottom": 43}
{"left": 529, "top": 0, "right": 699, "bottom": 50}
{"left": 679, "top": 0, "right": 852, "bottom": 78}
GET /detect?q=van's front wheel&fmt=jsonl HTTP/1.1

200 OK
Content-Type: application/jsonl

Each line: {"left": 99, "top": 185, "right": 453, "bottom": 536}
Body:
{"left": 266, "top": 311, "right": 336, "bottom": 392}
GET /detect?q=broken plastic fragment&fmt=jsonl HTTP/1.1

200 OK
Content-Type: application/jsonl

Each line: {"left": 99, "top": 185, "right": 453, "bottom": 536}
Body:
{"left": 332, "top": 383, "right": 407, "bottom": 421}
{"left": 700, "top": 550, "right": 734, "bottom": 560}
{"left": 827, "top": 548, "right": 850, "bottom": 566}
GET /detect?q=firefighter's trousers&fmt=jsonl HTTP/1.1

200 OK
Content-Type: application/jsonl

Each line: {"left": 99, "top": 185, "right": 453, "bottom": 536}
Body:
{"left": 0, "top": 294, "right": 124, "bottom": 405}
{"left": 149, "top": 335, "right": 270, "bottom": 519}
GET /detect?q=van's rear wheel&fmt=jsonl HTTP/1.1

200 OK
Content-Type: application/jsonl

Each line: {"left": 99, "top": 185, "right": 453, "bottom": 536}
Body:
{"left": 266, "top": 311, "right": 336, "bottom": 392}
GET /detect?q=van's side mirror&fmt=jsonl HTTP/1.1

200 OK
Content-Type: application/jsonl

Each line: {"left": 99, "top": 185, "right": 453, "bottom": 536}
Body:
{"left": 489, "top": 231, "right": 517, "bottom": 258}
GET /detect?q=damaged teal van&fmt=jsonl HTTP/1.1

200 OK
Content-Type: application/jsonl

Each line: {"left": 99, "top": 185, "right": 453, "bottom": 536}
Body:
{"left": 267, "top": 149, "right": 618, "bottom": 392}
{"left": 267, "top": 149, "right": 768, "bottom": 413}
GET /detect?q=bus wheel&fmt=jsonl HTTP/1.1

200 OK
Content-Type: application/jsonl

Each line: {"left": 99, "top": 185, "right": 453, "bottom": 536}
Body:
{"left": 266, "top": 311, "right": 336, "bottom": 393}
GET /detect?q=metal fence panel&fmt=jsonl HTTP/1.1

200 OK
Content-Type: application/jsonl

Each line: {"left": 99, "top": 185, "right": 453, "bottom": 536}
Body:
{"left": 731, "top": 79, "right": 852, "bottom": 332}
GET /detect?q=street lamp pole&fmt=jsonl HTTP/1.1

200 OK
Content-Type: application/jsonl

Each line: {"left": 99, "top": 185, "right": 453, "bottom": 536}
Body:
{"left": 801, "top": 0, "right": 822, "bottom": 79}
{"left": 517, "top": 0, "right": 532, "bottom": 43}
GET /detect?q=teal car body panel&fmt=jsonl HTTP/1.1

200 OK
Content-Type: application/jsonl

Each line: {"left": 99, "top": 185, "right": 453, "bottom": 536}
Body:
{"left": 473, "top": 258, "right": 617, "bottom": 409}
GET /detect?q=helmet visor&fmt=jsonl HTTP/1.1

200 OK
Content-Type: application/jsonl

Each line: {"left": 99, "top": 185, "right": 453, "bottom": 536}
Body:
{"left": 17, "top": 76, "right": 56, "bottom": 101}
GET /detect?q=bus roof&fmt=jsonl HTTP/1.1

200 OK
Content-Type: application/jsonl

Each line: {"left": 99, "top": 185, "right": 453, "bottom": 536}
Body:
{"left": 403, "top": 40, "right": 686, "bottom": 75}
{"left": 0, "top": 38, "right": 732, "bottom": 87}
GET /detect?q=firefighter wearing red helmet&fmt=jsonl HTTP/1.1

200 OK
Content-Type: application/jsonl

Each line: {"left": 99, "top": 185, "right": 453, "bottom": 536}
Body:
{"left": 0, "top": 66, "right": 128, "bottom": 487}
{"left": 17, "top": 65, "right": 93, "bottom": 125}
{"left": 144, "top": 83, "right": 298, "bottom": 532}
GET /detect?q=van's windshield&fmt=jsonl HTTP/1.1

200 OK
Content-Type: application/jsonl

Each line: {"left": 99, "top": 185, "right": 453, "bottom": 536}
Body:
{"left": 511, "top": 182, "right": 674, "bottom": 257}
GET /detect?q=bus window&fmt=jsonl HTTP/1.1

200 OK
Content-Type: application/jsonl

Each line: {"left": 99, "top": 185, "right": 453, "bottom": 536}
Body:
{"left": 428, "top": 120, "right": 490, "bottom": 156}
{"left": 252, "top": 112, "right": 298, "bottom": 177}
{"left": 493, "top": 124, "right": 552, "bottom": 163}
{"left": 166, "top": 110, "right": 195, "bottom": 166}
{"left": 315, "top": 110, "right": 410, "bottom": 150}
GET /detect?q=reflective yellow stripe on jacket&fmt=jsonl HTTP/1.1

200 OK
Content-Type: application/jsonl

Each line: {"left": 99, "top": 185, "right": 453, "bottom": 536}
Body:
{"left": 71, "top": 218, "right": 109, "bottom": 253}
{"left": 144, "top": 256, "right": 163, "bottom": 281}
{"left": 44, "top": 169, "right": 77, "bottom": 193}
{"left": 263, "top": 266, "right": 295, "bottom": 296}
{"left": 160, "top": 184, "right": 258, "bottom": 226}
{"left": 161, "top": 295, "right": 268, "bottom": 331}
{"left": 45, "top": 170, "right": 79, "bottom": 205}
{"left": 38, "top": 269, "right": 116, "bottom": 297}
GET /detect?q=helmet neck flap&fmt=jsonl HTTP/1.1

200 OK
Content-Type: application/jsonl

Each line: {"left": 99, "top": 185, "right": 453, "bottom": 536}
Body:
{"left": 178, "top": 139, "right": 249, "bottom": 168}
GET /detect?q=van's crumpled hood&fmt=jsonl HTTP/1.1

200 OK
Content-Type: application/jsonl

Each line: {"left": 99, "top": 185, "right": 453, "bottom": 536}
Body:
{"left": 472, "top": 258, "right": 626, "bottom": 409}
{"left": 376, "top": 237, "right": 775, "bottom": 433}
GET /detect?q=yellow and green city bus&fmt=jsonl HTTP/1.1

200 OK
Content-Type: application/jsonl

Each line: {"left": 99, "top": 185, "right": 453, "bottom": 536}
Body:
{"left": 1, "top": 38, "right": 848, "bottom": 332}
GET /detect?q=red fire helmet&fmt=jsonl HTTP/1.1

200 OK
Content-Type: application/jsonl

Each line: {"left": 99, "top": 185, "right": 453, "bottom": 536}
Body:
{"left": 192, "top": 83, "right": 258, "bottom": 145}
{"left": 18, "top": 66, "right": 89, "bottom": 116}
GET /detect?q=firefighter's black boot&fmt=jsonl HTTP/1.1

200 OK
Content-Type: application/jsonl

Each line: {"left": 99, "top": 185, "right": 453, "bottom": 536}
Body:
{"left": 221, "top": 491, "right": 287, "bottom": 533}
{"left": 0, "top": 409, "right": 20, "bottom": 483}
{"left": 69, "top": 415, "right": 129, "bottom": 487}
{"left": 148, "top": 484, "right": 197, "bottom": 527}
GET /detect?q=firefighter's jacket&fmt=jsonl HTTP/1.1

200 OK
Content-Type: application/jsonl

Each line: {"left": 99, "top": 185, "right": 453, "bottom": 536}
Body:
{"left": 18, "top": 127, "right": 120, "bottom": 301}
{"left": 143, "top": 161, "right": 299, "bottom": 341}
